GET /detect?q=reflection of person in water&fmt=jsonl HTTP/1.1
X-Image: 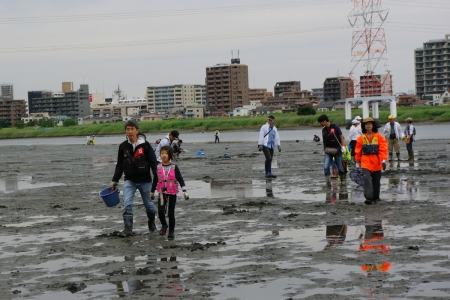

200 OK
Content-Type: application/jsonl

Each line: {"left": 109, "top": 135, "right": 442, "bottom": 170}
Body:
{"left": 324, "top": 224, "right": 348, "bottom": 250}
{"left": 265, "top": 178, "right": 274, "bottom": 197}
{"left": 359, "top": 220, "right": 391, "bottom": 274}
{"left": 158, "top": 256, "right": 183, "bottom": 297}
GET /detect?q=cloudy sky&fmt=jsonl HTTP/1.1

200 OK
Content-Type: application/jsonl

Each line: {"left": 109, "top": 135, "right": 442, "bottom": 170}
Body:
{"left": 1, "top": 0, "right": 449, "bottom": 100}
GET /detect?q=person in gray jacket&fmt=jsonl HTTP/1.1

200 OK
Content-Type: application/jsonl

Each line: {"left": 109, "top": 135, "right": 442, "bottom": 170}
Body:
{"left": 258, "top": 115, "right": 281, "bottom": 178}
{"left": 383, "top": 115, "right": 403, "bottom": 161}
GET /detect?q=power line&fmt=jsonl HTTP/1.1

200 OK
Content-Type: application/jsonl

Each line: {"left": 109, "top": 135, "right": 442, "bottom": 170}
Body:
{"left": 0, "top": 0, "right": 346, "bottom": 24}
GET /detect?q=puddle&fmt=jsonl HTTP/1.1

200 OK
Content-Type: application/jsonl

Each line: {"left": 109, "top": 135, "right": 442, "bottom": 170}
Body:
{"left": 3, "top": 215, "right": 58, "bottom": 227}
{"left": 0, "top": 174, "right": 64, "bottom": 193}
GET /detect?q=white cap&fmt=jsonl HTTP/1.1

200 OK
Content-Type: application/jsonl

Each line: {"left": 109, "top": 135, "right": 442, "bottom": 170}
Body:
{"left": 352, "top": 120, "right": 358, "bottom": 125}
{"left": 355, "top": 116, "right": 362, "bottom": 120}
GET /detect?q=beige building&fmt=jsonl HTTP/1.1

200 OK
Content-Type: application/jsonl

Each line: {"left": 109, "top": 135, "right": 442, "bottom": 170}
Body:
{"left": 249, "top": 88, "right": 272, "bottom": 102}
{"left": 186, "top": 105, "right": 205, "bottom": 119}
{"left": 205, "top": 58, "right": 249, "bottom": 112}
{"left": 146, "top": 84, "right": 205, "bottom": 112}
{"left": 274, "top": 81, "right": 301, "bottom": 100}
{"left": 62, "top": 82, "right": 73, "bottom": 93}
{"left": 22, "top": 112, "right": 51, "bottom": 124}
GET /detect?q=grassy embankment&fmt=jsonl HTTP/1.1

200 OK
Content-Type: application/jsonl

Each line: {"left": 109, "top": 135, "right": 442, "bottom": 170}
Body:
{"left": 1, "top": 106, "right": 449, "bottom": 139}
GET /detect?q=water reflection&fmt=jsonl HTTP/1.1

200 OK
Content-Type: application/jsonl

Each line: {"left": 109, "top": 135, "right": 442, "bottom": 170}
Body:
{"left": 324, "top": 224, "right": 348, "bottom": 250}
{"left": 358, "top": 219, "right": 391, "bottom": 275}
{"left": 266, "top": 179, "right": 274, "bottom": 197}
{"left": 0, "top": 174, "right": 64, "bottom": 193}
{"left": 158, "top": 256, "right": 183, "bottom": 298}
{"left": 325, "top": 184, "right": 348, "bottom": 204}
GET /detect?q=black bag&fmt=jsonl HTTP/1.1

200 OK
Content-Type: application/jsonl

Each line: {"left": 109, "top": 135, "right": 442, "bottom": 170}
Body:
{"left": 123, "top": 147, "right": 149, "bottom": 177}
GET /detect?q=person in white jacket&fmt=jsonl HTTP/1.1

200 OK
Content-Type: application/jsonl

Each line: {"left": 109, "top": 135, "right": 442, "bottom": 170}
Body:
{"left": 383, "top": 115, "right": 403, "bottom": 161}
{"left": 347, "top": 119, "right": 362, "bottom": 163}
{"left": 258, "top": 115, "right": 281, "bottom": 178}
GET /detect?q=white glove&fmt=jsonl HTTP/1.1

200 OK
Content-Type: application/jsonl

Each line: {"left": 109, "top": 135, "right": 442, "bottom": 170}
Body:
{"left": 183, "top": 192, "right": 189, "bottom": 200}
{"left": 341, "top": 146, "right": 346, "bottom": 154}
{"left": 111, "top": 181, "right": 118, "bottom": 187}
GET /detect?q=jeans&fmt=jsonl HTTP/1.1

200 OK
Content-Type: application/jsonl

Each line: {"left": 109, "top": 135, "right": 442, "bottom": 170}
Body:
{"left": 406, "top": 138, "right": 414, "bottom": 151}
{"left": 122, "top": 180, "right": 156, "bottom": 215}
{"left": 323, "top": 151, "right": 345, "bottom": 176}
{"left": 262, "top": 147, "right": 274, "bottom": 163}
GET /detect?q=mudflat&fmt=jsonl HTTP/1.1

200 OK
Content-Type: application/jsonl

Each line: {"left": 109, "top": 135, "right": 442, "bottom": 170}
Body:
{"left": 1, "top": 138, "right": 449, "bottom": 299}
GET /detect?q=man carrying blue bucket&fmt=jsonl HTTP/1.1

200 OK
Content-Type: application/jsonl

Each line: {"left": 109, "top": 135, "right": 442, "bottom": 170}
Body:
{"left": 111, "top": 120, "right": 158, "bottom": 237}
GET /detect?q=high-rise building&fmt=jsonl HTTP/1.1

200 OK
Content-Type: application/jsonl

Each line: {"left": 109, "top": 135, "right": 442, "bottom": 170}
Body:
{"left": 0, "top": 99, "right": 27, "bottom": 126}
{"left": 323, "top": 77, "right": 353, "bottom": 101}
{"left": 415, "top": 34, "right": 450, "bottom": 98}
{"left": 27, "top": 84, "right": 90, "bottom": 118}
{"left": 312, "top": 88, "right": 324, "bottom": 101}
{"left": 205, "top": 58, "right": 249, "bottom": 112}
{"left": 0, "top": 84, "right": 14, "bottom": 100}
{"left": 62, "top": 82, "right": 74, "bottom": 93}
{"left": 146, "top": 84, "right": 205, "bottom": 112}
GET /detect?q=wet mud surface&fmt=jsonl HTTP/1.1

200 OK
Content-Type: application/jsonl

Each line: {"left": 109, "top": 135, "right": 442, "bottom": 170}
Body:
{"left": 1, "top": 139, "right": 450, "bottom": 299}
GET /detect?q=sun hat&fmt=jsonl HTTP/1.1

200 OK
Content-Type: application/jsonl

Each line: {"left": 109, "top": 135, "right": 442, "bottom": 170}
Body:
{"left": 388, "top": 115, "right": 395, "bottom": 119}
{"left": 405, "top": 117, "right": 412, "bottom": 122}
{"left": 355, "top": 116, "right": 362, "bottom": 120}
{"left": 352, "top": 120, "right": 358, "bottom": 125}
{"left": 362, "top": 117, "right": 375, "bottom": 123}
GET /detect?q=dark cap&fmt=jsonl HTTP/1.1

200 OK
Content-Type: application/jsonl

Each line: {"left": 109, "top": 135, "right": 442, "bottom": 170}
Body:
{"left": 124, "top": 119, "right": 139, "bottom": 129}
{"left": 170, "top": 130, "right": 179, "bottom": 140}
{"left": 267, "top": 115, "right": 275, "bottom": 120}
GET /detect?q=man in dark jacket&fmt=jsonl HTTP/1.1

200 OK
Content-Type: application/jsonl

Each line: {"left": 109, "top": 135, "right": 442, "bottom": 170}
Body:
{"left": 112, "top": 120, "right": 158, "bottom": 237}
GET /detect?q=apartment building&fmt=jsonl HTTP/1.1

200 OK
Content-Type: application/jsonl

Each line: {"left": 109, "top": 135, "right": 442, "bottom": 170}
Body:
{"left": 415, "top": 34, "right": 450, "bottom": 98}
{"left": 360, "top": 73, "right": 392, "bottom": 97}
{"left": 274, "top": 81, "right": 301, "bottom": 100}
{"left": 312, "top": 88, "right": 324, "bottom": 101}
{"left": 323, "top": 77, "right": 353, "bottom": 101}
{"left": 0, "top": 84, "right": 14, "bottom": 100}
{"left": 205, "top": 58, "right": 249, "bottom": 112}
{"left": 27, "top": 84, "right": 90, "bottom": 119}
{"left": 146, "top": 84, "right": 205, "bottom": 112}
{"left": 0, "top": 99, "right": 27, "bottom": 126}
{"left": 249, "top": 88, "right": 273, "bottom": 102}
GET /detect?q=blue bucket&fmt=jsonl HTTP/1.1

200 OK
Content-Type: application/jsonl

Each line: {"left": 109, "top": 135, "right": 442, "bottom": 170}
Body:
{"left": 99, "top": 187, "right": 120, "bottom": 207}
{"left": 197, "top": 151, "right": 204, "bottom": 156}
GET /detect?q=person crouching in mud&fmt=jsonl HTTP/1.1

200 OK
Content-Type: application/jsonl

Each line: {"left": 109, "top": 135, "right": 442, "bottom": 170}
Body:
{"left": 354, "top": 117, "right": 388, "bottom": 205}
{"left": 111, "top": 120, "right": 158, "bottom": 237}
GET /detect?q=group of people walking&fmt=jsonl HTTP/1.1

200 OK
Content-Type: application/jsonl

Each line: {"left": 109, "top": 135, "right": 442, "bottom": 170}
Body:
{"left": 321, "top": 113, "right": 416, "bottom": 205}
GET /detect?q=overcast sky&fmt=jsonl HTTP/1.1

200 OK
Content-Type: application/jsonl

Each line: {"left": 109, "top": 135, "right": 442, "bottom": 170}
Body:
{"left": 1, "top": 0, "right": 449, "bottom": 100}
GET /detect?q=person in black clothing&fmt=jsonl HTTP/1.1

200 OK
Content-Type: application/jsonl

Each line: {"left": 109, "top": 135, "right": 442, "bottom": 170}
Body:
{"left": 111, "top": 120, "right": 158, "bottom": 238}
{"left": 313, "top": 135, "right": 321, "bottom": 142}
{"left": 151, "top": 146, "right": 188, "bottom": 239}
{"left": 318, "top": 114, "right": 347, "bottom": 187}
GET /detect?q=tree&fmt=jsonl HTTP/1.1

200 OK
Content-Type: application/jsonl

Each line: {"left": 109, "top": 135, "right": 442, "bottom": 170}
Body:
{"left": 0, "top": 119, "right": 10, "bottom": 128}
{"left": 15, "top": 120, "right": 25, "bottom": 129}
{"left": 63, "top": 119, "right": 78, "bottom": 127}
{"left": 39, "top": 118, "right": 57, "bottom": 127}
{"left": 297, "top": 105, "right": 316, "bottom": 116}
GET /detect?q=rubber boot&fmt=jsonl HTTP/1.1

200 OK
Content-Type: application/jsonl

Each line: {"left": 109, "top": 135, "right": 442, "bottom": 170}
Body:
{"left": 409, "top": 151, "right": 414, "bottom": 161}
{"left": 396, "top": 153, "right": 401, "bottom": 161}
{"left": 388, "top": 153, "right": 393, "bottom": 161}
{"left": 146, "top": 211, "right": 157, "bottom": 233}
{"left": 264, "top": 161, "right": 270, "bottom": 177}
{"left": 325, "top": 176, "right": 331, "bottom": 188}
{"left": 269, "top": 162, "right": 276, "bottom": 178}
{"left": 339, "top": 174, "right": 346, "bottom": 184}
{"left": 118, "top": 214, "right": 133, "bottom": 238}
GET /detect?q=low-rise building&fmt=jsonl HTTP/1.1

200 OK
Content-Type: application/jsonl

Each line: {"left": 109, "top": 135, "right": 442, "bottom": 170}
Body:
{"left": 186, "top": 106, "right": 205, "bottom": 119}
{"left": 22, "top": 112, "right": 51, "bottom": 124}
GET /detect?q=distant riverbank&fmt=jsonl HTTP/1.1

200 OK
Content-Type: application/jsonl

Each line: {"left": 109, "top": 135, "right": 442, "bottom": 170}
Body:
{"left": 1, "top": 106, "right": 449, "bottom": 139}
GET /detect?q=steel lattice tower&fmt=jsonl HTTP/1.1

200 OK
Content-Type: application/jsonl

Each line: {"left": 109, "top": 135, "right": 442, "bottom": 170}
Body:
{"left": 348, "top": 0, "right": 393, "bottom": 97}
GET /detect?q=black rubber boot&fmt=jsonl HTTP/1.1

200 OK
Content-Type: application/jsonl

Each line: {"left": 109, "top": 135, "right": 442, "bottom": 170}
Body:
{"left": 388, "top": 153, "right": 393, "bottom": 161}
{"left": 396, "top": 153, "right": 401, "bottom": 161}
{"left": 118, "top": 214, "right": 133, "bottom": 238}
{"left": 146, "top": 211, "right": 157, "bottom": 233}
